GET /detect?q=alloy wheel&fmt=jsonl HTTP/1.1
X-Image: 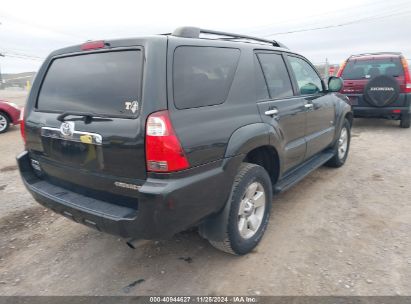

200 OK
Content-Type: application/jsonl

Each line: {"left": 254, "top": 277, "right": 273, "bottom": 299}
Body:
{"left": 338, "top": 127, "right": 348, "bottom": 160}
{"left": 0, "top": 114, "right": 8, "bottom": 132}
{"left": 237, "top": 182, "right": 266, "bottom": 239}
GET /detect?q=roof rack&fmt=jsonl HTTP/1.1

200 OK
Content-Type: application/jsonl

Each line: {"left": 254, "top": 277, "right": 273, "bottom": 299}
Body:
{"left": 350, "top": 52, "right": 402, "bottom": 57}
{"left": 171, "top": 26, "right": 288, "bottom": 49}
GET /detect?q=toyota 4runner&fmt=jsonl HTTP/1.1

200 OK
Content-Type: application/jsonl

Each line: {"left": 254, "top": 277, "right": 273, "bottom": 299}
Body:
{"left": 18, "top": 27, "right": 352, "bottom": 255}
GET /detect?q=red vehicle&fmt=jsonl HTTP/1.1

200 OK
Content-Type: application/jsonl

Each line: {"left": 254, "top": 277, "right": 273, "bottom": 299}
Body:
{"left": 337, "top": 52, "right": 411, "bottom": 128}
{"left": 0, "top": 100, "right": 21, "bottom": 133}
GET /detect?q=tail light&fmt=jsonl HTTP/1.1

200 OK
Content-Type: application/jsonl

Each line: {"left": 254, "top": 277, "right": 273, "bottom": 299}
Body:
{"left": 20, "top": 107, "right": 26, "bottom": 145}
{"left": 145, "top": 110, "right": 189, "bottom": 172}
{"left": 400, "top": 57, "right": 411, "bottom": 93}
{"left": 336, "top": 59, "right": 348, "bottom": 77}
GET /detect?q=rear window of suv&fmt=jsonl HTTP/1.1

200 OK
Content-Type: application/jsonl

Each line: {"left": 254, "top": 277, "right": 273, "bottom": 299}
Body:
{"left": 173, "top": 46, "right": 240, "bottom": 109}
{"left": 37, "top": 50, "right": 143, "bottom": 117}
{"left": 342, "top": 57, "right": 403, "bottom": 80}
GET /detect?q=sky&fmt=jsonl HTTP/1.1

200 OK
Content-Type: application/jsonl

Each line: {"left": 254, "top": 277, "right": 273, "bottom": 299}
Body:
{"left": 0, "top": 0, "right": 410, "bottom": 73}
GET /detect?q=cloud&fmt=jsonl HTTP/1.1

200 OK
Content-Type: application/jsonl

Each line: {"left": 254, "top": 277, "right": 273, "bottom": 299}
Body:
{"left": 0, "top": 0, "right": 410, "bottom": 73}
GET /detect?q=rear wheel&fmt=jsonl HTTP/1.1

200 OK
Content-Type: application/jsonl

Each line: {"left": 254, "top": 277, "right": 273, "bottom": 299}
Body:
{"left": 0, "top": 112, "right": 10, "bottom": 134}
{"left": 325, "top": 118, "right": 351, "bottom": 168}
{"left": 209, "top": 163, "right": 272, "bottom": 255}
{"left": 400, "top": 114, "right": 410, "bottom": 128}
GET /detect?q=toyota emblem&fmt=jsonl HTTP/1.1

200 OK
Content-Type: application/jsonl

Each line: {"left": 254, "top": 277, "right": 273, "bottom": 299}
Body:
{"left": 60, "top": 121, "right": 75, "bottom": 137}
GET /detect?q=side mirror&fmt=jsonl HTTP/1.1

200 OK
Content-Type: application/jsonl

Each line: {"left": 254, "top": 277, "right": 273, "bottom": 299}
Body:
{"left": 300, "top": 83, "right": 320, "bottom": 95}
{"left": 328, "top": 76, "right": 343, "bottom": 92}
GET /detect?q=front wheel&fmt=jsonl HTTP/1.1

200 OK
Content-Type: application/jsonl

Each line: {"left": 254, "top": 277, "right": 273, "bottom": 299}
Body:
{"left": 325, "top": 118, "right": 351, "bottom": 168}
{"left": 0, "top": 112, "right": 10, "bottom": 134}
{"left": 209, "top": 163, "right": 272, "bottom": 255}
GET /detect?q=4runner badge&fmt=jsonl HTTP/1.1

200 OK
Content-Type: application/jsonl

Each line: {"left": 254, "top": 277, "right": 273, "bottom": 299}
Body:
{"left": 125, "top": 100, "right": 139, "bottom": 114}
{"left": 114, "top": 181, "right": 140, "bottom": 191}
{"left": 60, "top": 121, "right": 75, "bottom": 137}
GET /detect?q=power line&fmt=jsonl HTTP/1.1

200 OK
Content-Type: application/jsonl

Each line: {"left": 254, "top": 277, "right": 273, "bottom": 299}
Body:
{"left": 3, "top": 51, "right": 43, "bottom": 59}
{"left": 0, "top": 12, "right": 87, "bottom": 41}
{"left": 1, "top": 53, "right": 43, "bottom": 61}
{"left": 0, "top": 48, "right": 45, "bottom": 61}
{"left": 242, "top": 0, "right": 410, "bottom": 36}
{"left": 1, "top": 47, "right": 43, "bottom": 58}
{"left": 262, "top": 10, "right": 411, "bottom": 37}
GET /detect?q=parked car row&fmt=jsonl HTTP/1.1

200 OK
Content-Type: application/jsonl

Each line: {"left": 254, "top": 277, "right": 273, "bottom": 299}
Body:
{"left": 6, "top": 27, "right": 411, "bottom": 255}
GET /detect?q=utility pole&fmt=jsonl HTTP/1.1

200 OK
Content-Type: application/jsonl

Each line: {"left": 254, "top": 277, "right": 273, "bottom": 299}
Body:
{"left": 324, "top": 58, "right": 329, "bottom": 79}
{"left": 0, "top": 22, "right": 4, "bottom": 89}
{"left": 0, "top": 53, "right": 4, "bottom": 90}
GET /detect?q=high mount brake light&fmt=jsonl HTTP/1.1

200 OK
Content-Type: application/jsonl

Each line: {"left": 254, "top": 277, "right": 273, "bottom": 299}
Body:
{"left": 81, "top": 40, "right": 105, "bottom": 51}
{"left": 145, "top": 110, "right": 189, "bottom": 172}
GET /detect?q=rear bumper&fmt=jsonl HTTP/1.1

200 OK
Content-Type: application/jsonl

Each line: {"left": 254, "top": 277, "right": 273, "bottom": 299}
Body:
{"left": 347, "top": 93, "right": 411, "bottom": 118}
{"left": 17, "top": 151, "right": 239, "bottom": 239}
{"left": 352, "top": 106, "right": 411, "bottom": 118}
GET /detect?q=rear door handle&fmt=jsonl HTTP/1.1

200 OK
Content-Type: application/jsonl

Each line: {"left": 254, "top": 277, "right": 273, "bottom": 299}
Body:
{"left": 265, "top": 109, "right": 279, "bottom": 116}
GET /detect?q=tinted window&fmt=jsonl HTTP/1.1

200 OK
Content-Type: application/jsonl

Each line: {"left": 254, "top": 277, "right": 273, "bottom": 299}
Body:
{"left": 38, "top": 51, "right": 143, "bottom": 117}
{"left": 173, "top": 47, "right": 240, "bottom": 109}
{"left": 257, "top": 53, "right": 293, "bottom": 99}
{"left": 254, "top": 56, "right": 269, "bottom": 100}
{"left": 342, "top": 58, "right": 403, "bottom": 80}
{"left": 287, "top": 56, "right": 323, "bottom": 95}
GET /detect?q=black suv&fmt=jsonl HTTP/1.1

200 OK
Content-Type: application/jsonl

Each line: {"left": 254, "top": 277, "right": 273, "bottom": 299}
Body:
{"left": 338, "top": 52, "right": 411, "bottom": 128}
{"left": 18, "top": 27, "right": 352, "bottom": 255}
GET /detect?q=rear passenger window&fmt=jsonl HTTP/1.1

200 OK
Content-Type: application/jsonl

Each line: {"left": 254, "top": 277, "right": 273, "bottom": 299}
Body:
{"left": 173, "top": 46, "right": 240, "bottom": 109}
{"left": 254, "top": 56, "right": 269, "bottom": 100}
{"left": 257, "top": 53, "right": 293, "bottom": 99}
{"left": 287, "top": 56, "right": 323, "bottom": 95}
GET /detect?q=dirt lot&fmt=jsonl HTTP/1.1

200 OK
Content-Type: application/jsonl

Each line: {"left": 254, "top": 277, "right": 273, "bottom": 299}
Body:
{"left": 0, "top": 89, "right": 410, "bottom": 296}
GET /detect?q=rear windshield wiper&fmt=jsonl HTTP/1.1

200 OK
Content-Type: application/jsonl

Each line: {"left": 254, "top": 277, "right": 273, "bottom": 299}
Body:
{"left": 57, "top": 111, "right": 111, "bottom": 123}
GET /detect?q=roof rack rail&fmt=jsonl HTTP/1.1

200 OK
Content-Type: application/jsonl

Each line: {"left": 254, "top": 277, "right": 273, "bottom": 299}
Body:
{"left": 171, "top": 26, "right": 288, "bottom": 49}
{"left": 350, "top": 52, "right": 402, "bottom": 57}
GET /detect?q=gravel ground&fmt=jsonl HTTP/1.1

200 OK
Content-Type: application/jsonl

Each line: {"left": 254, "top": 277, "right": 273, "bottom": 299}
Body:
{"left": 0, "top": 89, "right": 410, "bottom": 296}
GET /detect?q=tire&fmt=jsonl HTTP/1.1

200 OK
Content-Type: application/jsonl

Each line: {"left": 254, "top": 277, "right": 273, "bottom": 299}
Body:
{"left": 400, "top": 115, "right": 410, "bottom": 128}
{"left": 209, "top": 163, "right": 272, "bottom": 255}
{"left": 325, "top": 118, "right": 351, "bottom": 168}
{"left": 0, "top": 112, "right": 10, "bottom": 134}
{"left": 364, "top": 75, "right": 400, "bottom": 107}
